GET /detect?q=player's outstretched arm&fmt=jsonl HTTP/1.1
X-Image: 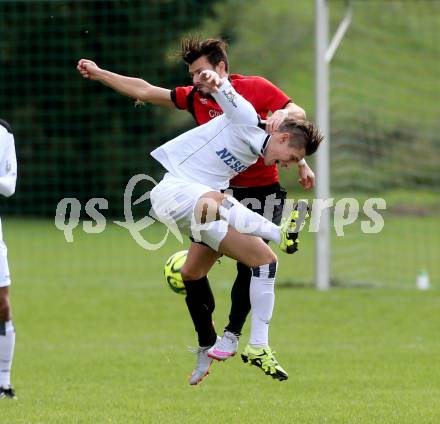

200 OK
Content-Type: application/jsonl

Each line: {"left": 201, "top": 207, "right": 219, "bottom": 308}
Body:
{"left": 199, "top": 70, "right": 258, "bottom": 126}
{"left": 76, "top": 59, "right": 174, "bottom": 107}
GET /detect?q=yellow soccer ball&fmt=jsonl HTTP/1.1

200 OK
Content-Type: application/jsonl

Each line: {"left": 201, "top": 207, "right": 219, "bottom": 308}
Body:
{"left": 164, "top": 250, "right": 187, "bottom": 295}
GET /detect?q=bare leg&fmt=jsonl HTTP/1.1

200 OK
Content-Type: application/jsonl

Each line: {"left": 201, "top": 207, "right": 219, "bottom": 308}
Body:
{"left": 180, "top": 242, "right": 221, "bottom": 281}
{"left": 218, "top": 227, "right": 277, "bottom": 267}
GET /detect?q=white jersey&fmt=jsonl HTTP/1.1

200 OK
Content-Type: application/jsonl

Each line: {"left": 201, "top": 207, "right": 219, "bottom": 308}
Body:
{"left": 150, "top": 79, "right": 269, "bottom": 191}
{"left": 0, "top": 122, "right": 18, "bottom": 241}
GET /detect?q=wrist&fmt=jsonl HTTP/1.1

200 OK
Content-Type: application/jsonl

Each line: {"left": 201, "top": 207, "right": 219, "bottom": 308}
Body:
{"left": 216, "top": 78, "right": 230, "bottom": 91}
{"left": 98, "top": 69, "right": 110, "bottom": 82}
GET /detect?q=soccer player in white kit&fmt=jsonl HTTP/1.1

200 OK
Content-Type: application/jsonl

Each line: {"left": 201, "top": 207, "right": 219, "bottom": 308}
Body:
{"left": 150, "top": 70, "right": 323, "bottom": 382}
{"left": 0, "top": 120, "right": 17, "bottom": 399}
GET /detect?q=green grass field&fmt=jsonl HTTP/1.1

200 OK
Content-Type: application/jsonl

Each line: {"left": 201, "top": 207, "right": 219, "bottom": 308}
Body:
{"left": 1, "top": 0, "right": 438, "bottom": 420}
{"left": 1, "top": 219, "right": 440, "bottom": 423}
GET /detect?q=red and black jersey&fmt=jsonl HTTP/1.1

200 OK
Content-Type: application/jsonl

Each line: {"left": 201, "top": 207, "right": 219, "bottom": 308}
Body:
{"left": 170, "top": 74, "right": 291, "bottom": 187}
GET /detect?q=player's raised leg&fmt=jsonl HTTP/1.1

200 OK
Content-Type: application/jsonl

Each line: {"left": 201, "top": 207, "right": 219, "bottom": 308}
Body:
{"left": 222, "top": 186, "right": 286, "bottom": 350}
{"left": 193, "top": 192, "right": 305, "bottom": 254}
{"left": 207, "top": 228, "right": 288, "bottom": 380}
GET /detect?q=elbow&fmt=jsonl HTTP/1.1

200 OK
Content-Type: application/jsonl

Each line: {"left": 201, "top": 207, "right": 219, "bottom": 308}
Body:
{"left": 6, "top": 185, "right": 16, "bottom": 197}
{"left": 137, "top": 89, "right": 152, "bottom": 103}
{"left": 286, "top": 103, "right": 306, "bottom": 121}
{"left": 242, "top": 114, "right": 259, "bottom": 127}
{"left": 1, "top": 181, "right": 16, "bottom": 198}
{"left": 136, "top": 81, "right": 156, "bottom": 103}
{"left": 240, "top": 106, "right": 260, "bottom": 126}
{"left": 2, "top": 187, "right": 15, "bottom": 198}
{"left": 293, "top": 107, "right": 306, "bottom": 121}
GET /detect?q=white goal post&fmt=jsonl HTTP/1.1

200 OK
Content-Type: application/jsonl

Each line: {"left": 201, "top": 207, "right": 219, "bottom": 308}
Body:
{"left": 315, "top": 0, "right": 352, "bottom": 290}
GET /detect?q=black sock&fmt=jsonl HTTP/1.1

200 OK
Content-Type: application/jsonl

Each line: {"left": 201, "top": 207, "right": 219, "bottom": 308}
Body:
{"left": 225, "top": 262, "right": 251, "bottom": 336}
{"left": 183, "top": 276, "right": 217, "bottom": 347}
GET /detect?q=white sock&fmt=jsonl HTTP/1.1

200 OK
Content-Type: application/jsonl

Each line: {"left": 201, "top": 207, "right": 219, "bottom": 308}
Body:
{"left": 0, "top": 321, "right": 15, "bottom": 388}
{"left": 249, "top": 262, "right": 277, "bottom": 347}
{"left": 219, "top": 197, "right": 281, "bottom": 243}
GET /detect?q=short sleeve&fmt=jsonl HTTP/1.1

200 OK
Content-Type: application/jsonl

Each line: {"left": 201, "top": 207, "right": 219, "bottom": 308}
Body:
{"left": 171, "top": 86, "right": 194, "bottom": 110}
{"left": 252, "top": 77, "right": 291, "bottom": 113}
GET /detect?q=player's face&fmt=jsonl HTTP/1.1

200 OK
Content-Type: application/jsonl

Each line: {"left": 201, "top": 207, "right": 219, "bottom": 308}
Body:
{"left": 264, "top": 134, "right": 305, "bottom": 170}
{"left": 188, "top": 56, "right": 224, "bottom": 95}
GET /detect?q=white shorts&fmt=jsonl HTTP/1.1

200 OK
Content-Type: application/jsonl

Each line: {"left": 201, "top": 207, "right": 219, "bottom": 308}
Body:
{"left": 150, "top": 173, "right": 228, "bottom": 251}
{"left": 0, "top": 241, "right": 11, "bottom": 287}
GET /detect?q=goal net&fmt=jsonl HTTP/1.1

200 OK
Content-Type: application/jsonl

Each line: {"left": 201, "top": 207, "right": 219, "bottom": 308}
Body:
{"left": 328, "top": 0, "right": 440, "bottom": 287}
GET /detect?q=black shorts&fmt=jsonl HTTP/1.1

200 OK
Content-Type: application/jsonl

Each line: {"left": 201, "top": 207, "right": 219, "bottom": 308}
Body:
{"left": 224, "top": 183, "right": 286, "bottom": 225}
{"left": 189, "top": 183, "right": 287, "bottom": 246}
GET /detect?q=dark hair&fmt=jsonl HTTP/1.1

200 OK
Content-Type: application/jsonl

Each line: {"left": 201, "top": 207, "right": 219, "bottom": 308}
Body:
{"left": 279, "top": 119, "right": 324, "bottom": 156}
{"left": 180, "top": 36, "right": 229, "bottom": 71}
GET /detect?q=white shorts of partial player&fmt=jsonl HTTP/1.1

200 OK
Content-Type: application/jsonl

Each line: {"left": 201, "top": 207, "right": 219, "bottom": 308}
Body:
{"left": 150, "top": 173, "right": 228, "bottom": 251}
{"left": 0, "top": 219, "right": 11, "bottom": 288}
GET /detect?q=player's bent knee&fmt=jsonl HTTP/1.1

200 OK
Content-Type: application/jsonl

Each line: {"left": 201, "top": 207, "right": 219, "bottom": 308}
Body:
{"left": 263, "top": 251, "right": 278, "bottom": 266}
{"left": 259, "top": 252, "right": 277, "bottom": 268}
{"left": 180, "top": 265, "right": 207, "bottom": 282}
{"left": 244, "top": 251, "right": 277, "bottom": 268}
{"left": 254, "top": 245, "right": 277, "bottom": 266}
{"left": 199, "top": 191, "right": 226, "bottom": 202}
{"left": 194, "top": 193, "right": 225, "bottom": 224}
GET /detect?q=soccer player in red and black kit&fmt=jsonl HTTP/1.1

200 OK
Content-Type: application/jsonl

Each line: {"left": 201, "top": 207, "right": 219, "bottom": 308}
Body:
{"left": 77, "top": 37, "right": 315, "bottom": 384}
